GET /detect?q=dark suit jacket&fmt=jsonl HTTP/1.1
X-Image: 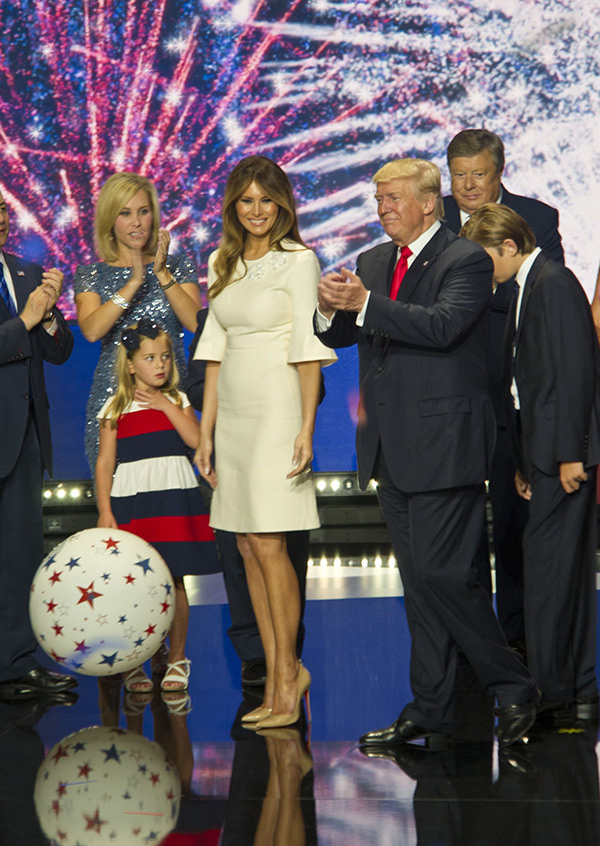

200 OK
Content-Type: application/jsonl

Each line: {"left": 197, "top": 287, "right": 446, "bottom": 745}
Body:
{"left": 316, "top": 226, "right": 496, "bottom": 492}
{"left": 0, "top": 252, "right": 73, "bottom": 478}
{"left": 511, "top": 251, "right": 600, "bottom": 477}
{"left": 443, "top": 186, "right": 564, "bottom": 263}
{"left": 444, "top": 186, "right": 564, "bottom": 428}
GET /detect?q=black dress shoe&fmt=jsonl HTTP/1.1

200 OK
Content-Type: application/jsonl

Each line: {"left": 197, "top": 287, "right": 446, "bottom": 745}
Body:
{"left": 241, "top": 658, "right": 267, "bottom": 687}
{"left": 495, "top": 699, "right": 537, "bottom": 746}
{"left": 0, "top": 666, "right": 78, "bottom": 700}
{"left": 359, "top": 717, "right": 452, "bottom": 751}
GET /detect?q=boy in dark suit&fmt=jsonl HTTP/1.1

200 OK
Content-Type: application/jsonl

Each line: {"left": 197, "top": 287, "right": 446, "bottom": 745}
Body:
{"left": 461, "top": 203, "right": 600, "bottom": 724}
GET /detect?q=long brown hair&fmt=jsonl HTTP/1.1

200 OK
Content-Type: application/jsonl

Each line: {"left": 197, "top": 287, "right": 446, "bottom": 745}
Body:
{"left": 210, "top": 156, "right": 305, "bottom": 300}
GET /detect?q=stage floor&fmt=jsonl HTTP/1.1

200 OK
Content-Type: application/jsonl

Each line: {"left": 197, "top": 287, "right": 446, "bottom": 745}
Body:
{"left": 6, "top": 568, "right": 600, "bottom": 845}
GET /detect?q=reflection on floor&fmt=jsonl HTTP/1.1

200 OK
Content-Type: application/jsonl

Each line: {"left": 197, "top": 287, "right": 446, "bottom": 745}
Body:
{"left": 3, "top": 570, "right": 600, "bottom": 844}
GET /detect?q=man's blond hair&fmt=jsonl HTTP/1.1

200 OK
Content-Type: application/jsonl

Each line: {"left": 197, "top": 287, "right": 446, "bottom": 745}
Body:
{"left": 373, "top": 159, "right": 444, "bottom": 220}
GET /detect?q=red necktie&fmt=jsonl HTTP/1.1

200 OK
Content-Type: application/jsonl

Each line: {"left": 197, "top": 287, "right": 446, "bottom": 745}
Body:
{"left": 389, "top": 246, "right": 412, "bottom": 300}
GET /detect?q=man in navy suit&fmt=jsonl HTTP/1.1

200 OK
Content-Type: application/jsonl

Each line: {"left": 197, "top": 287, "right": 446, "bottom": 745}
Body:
{"left": 0, "top": 189, "right": 77, "bottom": 700}
{"left": 315, "top": 159, "right": 538, "bottom": 747}
{"left": 444, "top": 129, "right": 565, "bottom": 652}
{"left": 461, "top": 204, "right": 599, "bottom": 724}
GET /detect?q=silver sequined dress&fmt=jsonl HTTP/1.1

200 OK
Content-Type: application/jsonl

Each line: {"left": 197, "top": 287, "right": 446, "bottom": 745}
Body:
{"left": 73, "top": 255, "right": 198, "bottom": 473}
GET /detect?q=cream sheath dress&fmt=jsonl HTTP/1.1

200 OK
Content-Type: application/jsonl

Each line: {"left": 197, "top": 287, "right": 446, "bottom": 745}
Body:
{"left": 193, "top": 241, "right": 336, "bottom": 533}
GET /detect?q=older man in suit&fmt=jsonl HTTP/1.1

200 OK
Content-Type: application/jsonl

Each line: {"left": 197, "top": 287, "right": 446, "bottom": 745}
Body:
{"left": 461, "top": 204, "right": 600, "bottom": 725}
{"left": 0, "top": 188, "right": 77, "bottom": 700}
{"left": 315, "top": 159, "right": 539, "bottom": 748}
{"left": 444, "top": 129, "right": 565, "bottom": 652}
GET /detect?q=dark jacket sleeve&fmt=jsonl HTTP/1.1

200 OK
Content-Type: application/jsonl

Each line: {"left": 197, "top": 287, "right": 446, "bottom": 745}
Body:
{"left": 183, "top": 308, "right": 208, "bottom": 412}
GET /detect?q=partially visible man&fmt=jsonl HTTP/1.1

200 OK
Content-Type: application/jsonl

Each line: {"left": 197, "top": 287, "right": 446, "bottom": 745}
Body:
{"left": 315, "top": 159, "right": 539, "bottom": 748}
{"left": 0, "top": 189, "right": 77, "bottom": 700}
{"left": 461, "top": 204, "right": 600, "bottom": 725}
{"left": 445, "top": 128, "right": 565, "bottom": 651}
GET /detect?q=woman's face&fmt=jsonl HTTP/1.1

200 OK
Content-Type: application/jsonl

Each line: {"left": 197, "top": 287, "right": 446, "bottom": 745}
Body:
{"left": 235, "top": 181, "right": 279, "bottom": 240}
{"left": 112, "top": 189, "right": 153, "bottom": 255}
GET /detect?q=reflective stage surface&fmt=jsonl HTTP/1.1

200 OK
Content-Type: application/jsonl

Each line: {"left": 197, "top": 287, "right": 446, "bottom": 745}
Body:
{"left": 3, "top": 569, "right": 600, "bottom": 845}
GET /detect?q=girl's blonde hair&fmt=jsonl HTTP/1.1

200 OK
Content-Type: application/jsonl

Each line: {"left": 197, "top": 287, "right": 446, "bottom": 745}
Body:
{"left": 103, "top": 322, "right": 181, "bottom": 428}
{"left": 210, "top": 156, "right": 304, "bottom": 300}
{"left": 95, "top": 172, "right": 160, "bottom": 262}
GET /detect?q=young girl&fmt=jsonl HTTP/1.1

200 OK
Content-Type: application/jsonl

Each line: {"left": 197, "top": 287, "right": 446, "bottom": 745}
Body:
{"left": 96, "top": 318, "right": 219, "bottom": 694}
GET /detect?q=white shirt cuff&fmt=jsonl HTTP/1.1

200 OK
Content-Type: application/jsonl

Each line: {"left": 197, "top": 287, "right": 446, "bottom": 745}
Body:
{"left": 355, "top": 291, "right": 371, "bottom": 326}
{"left": 315, "top": 307, "right": 335, "bottom": 331}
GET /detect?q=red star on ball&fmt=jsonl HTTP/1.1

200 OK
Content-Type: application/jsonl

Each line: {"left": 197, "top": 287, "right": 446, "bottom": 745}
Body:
{"left": 49, "top": 650, "right": 66, "bottom": 664}
{"left": 45, "top": 599, "right": 58, "bottom": 614}
{"left": 102, "top": 536, "right": 120, "bottom": 550}
{"left": 160, "top": 601, "right": 171, "bottom": 614}
{"left": 78, "top": 762, "right": 93, "bottom": 779}
{"left": 77, "top": 582, "right": 104, "bottom": 608}
{"left": 124, "top": 573, "right": 136, "bottom": 585}
{"left": 84, "top": 808, "right": 107, "bottom": 833}
{"left": 51, "top": 744, "right": 69, "bottom": 765}
{"left": 48, "top": 570, "right": 62, "bottom": 584}
{"left": 144, "top": 624, "right": 157, "bottom": 637}
{"left": 52, "top": 623, "right": 64, "bottom": 637}
{"left": 149, "top": 772, "right": 160, "bottom": 785}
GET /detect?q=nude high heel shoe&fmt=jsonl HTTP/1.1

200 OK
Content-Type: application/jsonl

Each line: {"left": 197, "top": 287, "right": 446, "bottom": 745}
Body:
{"left": 254, "top": 665, "right": 311, "bottom": 729}
{"left": 241, "top": 704, "right": 273, "bottom": 723}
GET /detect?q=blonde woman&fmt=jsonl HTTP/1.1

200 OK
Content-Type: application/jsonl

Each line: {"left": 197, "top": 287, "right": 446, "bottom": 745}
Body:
{"left": 74, "top": 172, "right": 201, "bottom": 472}
{"left": 194, "top": 156, "right": 336, "bottom": 728}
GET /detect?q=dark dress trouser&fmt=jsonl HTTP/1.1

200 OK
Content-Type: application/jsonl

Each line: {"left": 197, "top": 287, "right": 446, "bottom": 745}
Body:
{"left": 375, "top": 448, "right": 536, "bottom": 732}
{"left": 523, "top": 465, "right": 598, "bottom": 703}
{"left": 0, "top": 415, "right": 43, "bottom": 680}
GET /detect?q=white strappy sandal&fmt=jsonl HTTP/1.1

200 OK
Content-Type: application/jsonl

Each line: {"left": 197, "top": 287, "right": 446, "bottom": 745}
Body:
{"left": 160, "top": 658, "right": 191, "bottom": 691}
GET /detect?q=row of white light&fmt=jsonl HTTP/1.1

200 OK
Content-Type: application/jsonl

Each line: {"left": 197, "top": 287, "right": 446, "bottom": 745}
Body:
{"left": 308, "top": 555, "right": 396, "bottom": 568}
{"left": 314, "top": 476, "right": 378, "bottom": 493}
{"left": 43, "top": 485, "right": 92, "bottom": 501}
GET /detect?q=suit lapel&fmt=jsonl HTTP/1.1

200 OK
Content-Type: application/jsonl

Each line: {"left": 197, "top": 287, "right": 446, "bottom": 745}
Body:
{"left": 442, "top": 197, "right": 461, "bottom": 235}
{"left": 367, "top": 242, "right": 396, "bottom": 295}
{"left": 514, "top": 252, "right": 548, "bottom": 350}
{"left": 397, "top": 227, "right": 447, "bottom": 303}
{"left": 3, "top": 252, "right": 30, "bottom": 313}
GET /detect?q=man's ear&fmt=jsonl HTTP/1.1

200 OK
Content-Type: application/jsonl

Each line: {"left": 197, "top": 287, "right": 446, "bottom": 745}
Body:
{"left": 502, "top": 238, "right": 519, "bottom": 256}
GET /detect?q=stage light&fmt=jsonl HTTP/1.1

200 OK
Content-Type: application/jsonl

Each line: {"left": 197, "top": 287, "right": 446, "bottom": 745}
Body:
{"left": 330, "top": 478, "right": 341, "bottom": 491}
{"left": 320, "top": 556, "right": 328, "bottom": 567}
{"left": 56, "top": 488, "right": 67, "bottom": 500}
{"left": 43, "top": 489, "right": 52, "bottom": 499}
{"left": 316, "top": 479, "right": 327, "bottom": 492}
{"left": 333, "top": 556, "right": 341, "bottom": 568}
{"left": 307, "top": 558, "right": 314, "bottom": 568}
{"left": 374, "top": 556, "right": 382, "bottom": 568}
{"left": 69, "top": 488, "right": 81, "bottom": 499}
{"left": 361, "top": 557, "right": 368, "bottom": 568}
{"left": 388, "top": 555, "right": 396, "bottom": 568}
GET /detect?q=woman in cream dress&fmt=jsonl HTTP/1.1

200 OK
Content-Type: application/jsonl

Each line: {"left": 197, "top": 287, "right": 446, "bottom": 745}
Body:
{"left": 194, "top": 156, "right": 335, "bottom": 728}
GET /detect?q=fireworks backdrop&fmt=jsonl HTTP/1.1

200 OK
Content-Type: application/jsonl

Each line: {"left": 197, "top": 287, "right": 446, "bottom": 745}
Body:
{"left": 1, "top": 0, "right": 599, "bottom": 475}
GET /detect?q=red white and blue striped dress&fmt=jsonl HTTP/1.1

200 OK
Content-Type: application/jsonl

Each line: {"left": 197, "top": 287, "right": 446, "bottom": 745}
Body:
{"left": 97, "top": 392, "right": 219, "bottom": 577}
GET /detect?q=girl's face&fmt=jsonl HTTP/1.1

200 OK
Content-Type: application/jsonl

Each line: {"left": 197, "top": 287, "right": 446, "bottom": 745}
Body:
{"left": 235, "top": 180, "right": 279, "bottom": 240}
{"left": 128, "top": 336, "right": 172, "bottom": 391}
{"left": 112, "top": 189, "right": 153, "bottom": 255}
